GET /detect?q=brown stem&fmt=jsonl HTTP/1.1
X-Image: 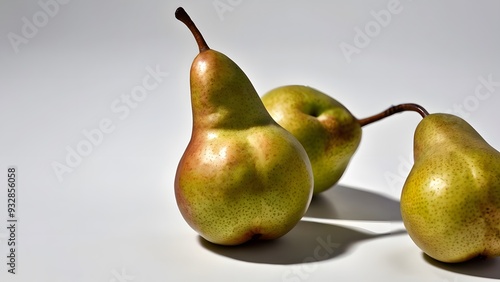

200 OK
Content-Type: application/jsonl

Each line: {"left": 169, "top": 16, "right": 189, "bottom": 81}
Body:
{"left": 358, "top": 103, "right": 429, "bottom": 127}
{"left": 175, "top": 7, "right": 210, "bottom": 53}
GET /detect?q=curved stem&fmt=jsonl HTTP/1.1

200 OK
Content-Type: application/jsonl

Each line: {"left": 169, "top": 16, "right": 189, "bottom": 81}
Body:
{"left": 175, "top": 7, "right": 210, "bottom": 52}
{"left": 358, "top": 103, "right": 429, "bottom": 127}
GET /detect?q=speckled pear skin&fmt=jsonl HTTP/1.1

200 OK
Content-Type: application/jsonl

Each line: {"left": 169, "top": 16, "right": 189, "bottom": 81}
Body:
{"left": 401, "top": 113, "right": 500, "bottom": 263}
{"left": 262, "top": 85, "right": 361, "bottom": 194}
{"left": 175, "top": 49, "right": 313, "bottom": 246}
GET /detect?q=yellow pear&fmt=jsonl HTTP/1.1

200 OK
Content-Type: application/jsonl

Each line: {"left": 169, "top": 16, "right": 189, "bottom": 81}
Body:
{"left": 401, "top": 113, "right": 500, "bottom": 263}
{"left": 262, "top": 85, "right": 429, "bottom": 194}
{"left": 262, "top": 85, "right": 361, "bottom": 194}
{"left": 174, "top": 8, "right": 313, "bottom": 246}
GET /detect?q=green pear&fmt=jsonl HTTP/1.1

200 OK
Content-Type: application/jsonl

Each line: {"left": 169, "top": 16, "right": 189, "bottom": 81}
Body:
{"left": 261, "top": 85, "right": 361, "bottom": 194}
{"left": 401, "top": 113, "right": 500, "bottom": 263}
{"left": 174, "top": 8, "right": 313, "bottom": 246}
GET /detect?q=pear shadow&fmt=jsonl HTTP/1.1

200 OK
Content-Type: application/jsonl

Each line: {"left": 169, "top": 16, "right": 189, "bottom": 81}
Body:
{"left": 423, "top": 253, "right": 500, "bottom": 279}
{"left": 199, "top": 220, "right": 405, "bottom": 265}
{"left": 200, "top": 184, "right": 405, "bottom": 264}
{"left": 305, "top": 184, "right": 402, "bottom": 221}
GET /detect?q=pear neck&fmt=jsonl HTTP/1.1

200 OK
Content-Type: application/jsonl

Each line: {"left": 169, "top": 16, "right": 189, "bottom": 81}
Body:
{"left": 413, "top": 113, "right": 489, "bottom": 159}
{"left": 189, "top": 50, "right": 273, "bottom": 130}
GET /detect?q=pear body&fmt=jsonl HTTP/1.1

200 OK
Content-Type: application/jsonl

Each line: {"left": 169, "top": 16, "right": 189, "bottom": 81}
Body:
{"left": 175, "top": 50, "right": 313, "bottom": 245}
{"left": 401, "top": 113, "right": 500, "bottom": 263}
{"left": 262, "top": 85, "right": 361, "bottom": 194}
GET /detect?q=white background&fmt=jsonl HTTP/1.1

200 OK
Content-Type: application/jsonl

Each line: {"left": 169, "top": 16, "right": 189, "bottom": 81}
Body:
{"left": 1, "top": 0, "right": 500, "bottom": 281}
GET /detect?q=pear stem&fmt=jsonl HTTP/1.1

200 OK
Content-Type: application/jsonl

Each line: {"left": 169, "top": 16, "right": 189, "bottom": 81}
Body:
{"left": 175, "top": 7, "right": 210, "bottom": 52}
{"left": 358, "top": 103, "right": 429, "bottom": 127}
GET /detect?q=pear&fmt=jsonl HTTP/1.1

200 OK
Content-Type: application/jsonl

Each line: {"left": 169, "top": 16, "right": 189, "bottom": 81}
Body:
{"left": 401, "top": 113, "right": 500, "bottom": 263}
{"left": 262, "top": 85, "right": 428, "bottom": 194}
{"left": 174, "top": 8, "right": 313, "bottom": 246}
{"left": 262, "top": 85, "right": 361, "bottom": 194}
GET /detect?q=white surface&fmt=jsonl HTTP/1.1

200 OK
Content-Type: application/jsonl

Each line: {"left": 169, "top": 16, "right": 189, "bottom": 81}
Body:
{"left": 1, "top": 0, "right": 500, "bottom": 281}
